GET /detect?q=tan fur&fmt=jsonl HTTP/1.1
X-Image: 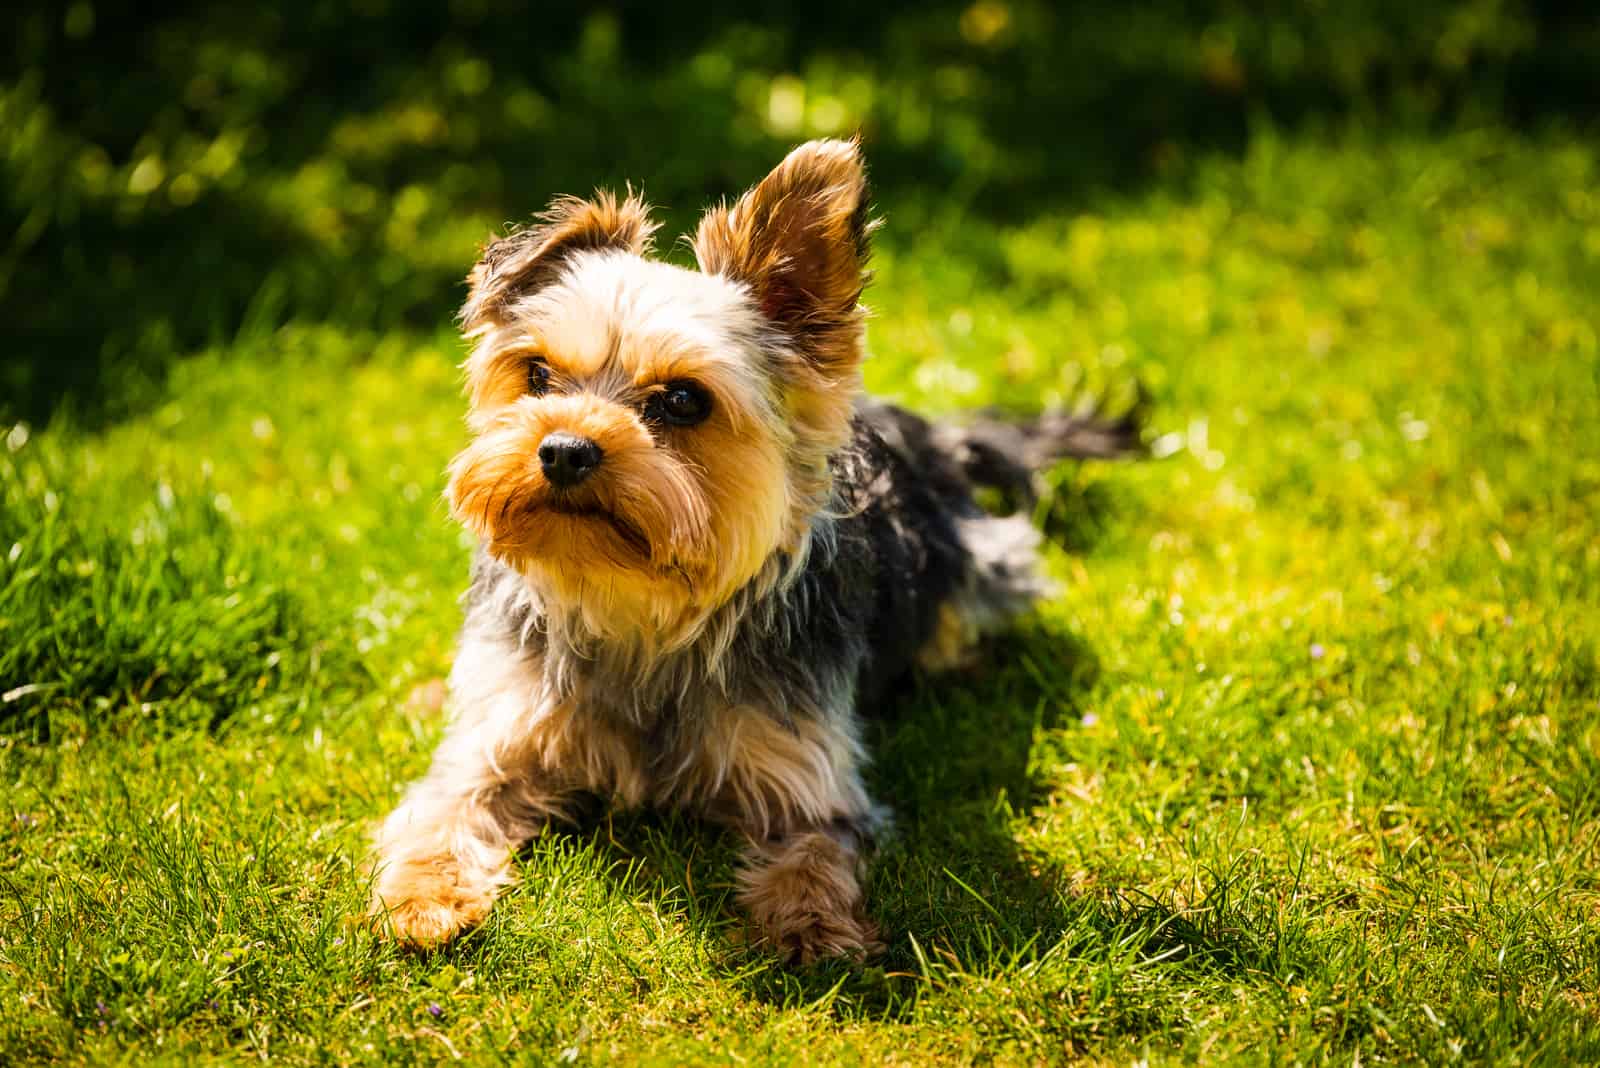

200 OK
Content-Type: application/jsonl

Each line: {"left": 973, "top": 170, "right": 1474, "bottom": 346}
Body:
{"left": 737, "top": 831, "right": 880, "bottom": 965}
{"left": 372, "top": 857, "right": 499, "bottom": 949}
{"left": 915, "top": 599, "right": 982, "bottom": 672}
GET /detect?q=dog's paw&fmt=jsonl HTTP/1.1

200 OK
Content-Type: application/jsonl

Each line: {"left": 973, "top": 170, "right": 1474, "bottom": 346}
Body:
{"left": 766, "top": 905, "right": 883, "bottom": 966}
{"left": 369, "top": 857, "right": 498, "bottom": 949}
{"left": 738, "top": 830, "right": 883, "bottom": 965}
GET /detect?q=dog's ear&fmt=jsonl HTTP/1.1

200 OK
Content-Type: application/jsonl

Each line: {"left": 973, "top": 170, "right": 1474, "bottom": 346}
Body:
{"left": 461, "top": 190, "right": 657, "bottom": 331}
{"left": 693, "top": 139, "right": 874, "bottom": 376}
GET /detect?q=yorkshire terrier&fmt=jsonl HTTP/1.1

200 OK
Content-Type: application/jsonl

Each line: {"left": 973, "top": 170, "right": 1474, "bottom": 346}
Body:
{"left": 370, "top": 139, "right": 1136, "bottom": 963}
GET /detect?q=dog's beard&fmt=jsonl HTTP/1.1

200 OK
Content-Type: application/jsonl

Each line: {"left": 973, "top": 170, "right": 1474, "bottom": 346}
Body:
{"left": 543, "top": 496, "right": 652, "bottom": 559}
{"left": 447, "top": 422, "right": 709, "bottom": 587}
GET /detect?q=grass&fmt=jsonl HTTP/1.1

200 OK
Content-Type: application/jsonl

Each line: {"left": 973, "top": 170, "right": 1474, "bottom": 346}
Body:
{"left": 4, "top": 4, "right": 1600, "bottom": 1064}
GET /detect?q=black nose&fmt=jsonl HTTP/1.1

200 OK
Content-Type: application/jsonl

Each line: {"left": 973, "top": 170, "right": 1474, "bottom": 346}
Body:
{"left": 538, "top": 432, "right": 603, "bottom": 487}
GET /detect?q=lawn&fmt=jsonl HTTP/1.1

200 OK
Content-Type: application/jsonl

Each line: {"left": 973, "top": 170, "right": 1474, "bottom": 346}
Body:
{"left": 3, "top": 3, "right": 1599, "bottom": 1064}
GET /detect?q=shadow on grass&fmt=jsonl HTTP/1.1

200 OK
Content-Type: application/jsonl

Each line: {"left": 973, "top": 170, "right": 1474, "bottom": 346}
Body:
{"left": 571, "top": 632, "right": 1318, "bottom": 1028}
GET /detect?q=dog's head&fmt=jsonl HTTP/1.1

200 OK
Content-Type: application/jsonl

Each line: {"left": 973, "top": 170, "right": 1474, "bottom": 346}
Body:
{"left": 447, "top": 139, "right": 873, "bottom": 638}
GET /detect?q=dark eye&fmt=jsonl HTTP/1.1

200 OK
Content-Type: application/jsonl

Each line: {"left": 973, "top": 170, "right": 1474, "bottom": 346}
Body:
{"left": 527, "top": 357, "right": 550, "bottom": 396}
{"left": 649, "top": 381, "right": 712, "bottom": 427}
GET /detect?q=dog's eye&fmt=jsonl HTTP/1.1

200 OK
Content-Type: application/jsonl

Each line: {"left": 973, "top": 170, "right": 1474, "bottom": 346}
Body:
{"left": 650, "top": 381, "right": 712, "bottom": 427}
{"left": 526, "top": 358, "right": 550, "bottom": 396}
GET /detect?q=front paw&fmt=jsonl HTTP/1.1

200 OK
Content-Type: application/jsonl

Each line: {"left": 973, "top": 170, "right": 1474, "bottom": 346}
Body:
{"left": 738, "top": 832, "right": 883, "bottom": 965}
{"left": 764, "top": 902, "right": 882, "bottom": 966}
{"left": 369, "top": 856, "right": 501, "bottom": 948}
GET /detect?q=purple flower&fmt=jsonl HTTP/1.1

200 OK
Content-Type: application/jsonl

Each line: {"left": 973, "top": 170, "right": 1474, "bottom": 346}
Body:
{"left": 427, "top": 1003, "right": 443, "bottom": 1019}
{"left": 1080, "top": 712, "right": 1099, "bottom": 728}
{"left": 1309, "top": 643, "right": 1326, "bottom": 660}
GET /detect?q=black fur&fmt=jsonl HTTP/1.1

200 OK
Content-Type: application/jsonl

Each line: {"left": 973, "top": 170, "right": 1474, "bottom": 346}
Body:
{"left": 859, "top": 398, "right": 1144, "bottom": 509}
{"left": 828, "top": 412, "right": 972, "bottom": 705}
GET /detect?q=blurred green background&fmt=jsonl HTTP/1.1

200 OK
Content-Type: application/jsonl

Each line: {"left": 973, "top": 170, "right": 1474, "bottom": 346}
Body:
{"left": 5, "top": 0, "right": 1596, "bottom": 425}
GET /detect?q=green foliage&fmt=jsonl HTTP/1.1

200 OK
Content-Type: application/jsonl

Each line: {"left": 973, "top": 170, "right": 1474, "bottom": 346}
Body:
{"left": 3, "top": 2, "right": 1600, "bottom": 1064}
{"left": 0, "top": 440, "right": 353, "bottom": 740}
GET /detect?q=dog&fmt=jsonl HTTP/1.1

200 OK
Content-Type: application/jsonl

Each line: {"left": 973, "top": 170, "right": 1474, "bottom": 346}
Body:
{"left": 370, "top": 138, "right": 1136, "bottom": 963}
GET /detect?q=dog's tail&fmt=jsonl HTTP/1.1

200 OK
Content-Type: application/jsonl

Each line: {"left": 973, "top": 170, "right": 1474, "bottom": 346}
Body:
{"left": 856, "top": 393, "right": 1142, "bottom": 661}
{"left": 860, "top": 393, "right": 1143, "bottom": 509}
{"left": 937, "top": 403, "right": 1142, "bottom": 500}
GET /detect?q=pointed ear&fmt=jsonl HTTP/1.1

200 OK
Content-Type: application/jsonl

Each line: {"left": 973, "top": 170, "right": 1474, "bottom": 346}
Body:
{"left": 460, "top": 189, "right": 657, "bottom": 331}
{"left": 692, "top": 139, "right": 874, "bottom": 372}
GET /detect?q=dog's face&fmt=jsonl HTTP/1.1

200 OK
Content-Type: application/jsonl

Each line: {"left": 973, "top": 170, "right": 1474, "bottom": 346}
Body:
{"left": 447, "top": 140, "right": 873, "bottom": 638}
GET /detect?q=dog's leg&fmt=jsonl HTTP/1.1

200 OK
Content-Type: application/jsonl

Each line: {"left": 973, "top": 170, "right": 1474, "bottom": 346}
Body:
{"left": 369, "top": 640, "right": 585, "bottom": 947}
{"left": 691, "top": 707, "right": 883, "bottom": 963}
{"left": 369, "top": 732, "right": 560, "bottom": 947}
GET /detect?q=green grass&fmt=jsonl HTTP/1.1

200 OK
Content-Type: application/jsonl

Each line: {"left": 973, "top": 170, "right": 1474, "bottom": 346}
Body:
{"left": 4, "top": 5, "right": 1600, "bottom": 1063}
